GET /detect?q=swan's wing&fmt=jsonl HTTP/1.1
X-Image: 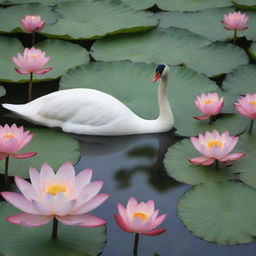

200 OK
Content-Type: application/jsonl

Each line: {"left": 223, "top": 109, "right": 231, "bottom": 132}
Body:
{"left": 37, "top": 90, "right": 134, "bottom": 126}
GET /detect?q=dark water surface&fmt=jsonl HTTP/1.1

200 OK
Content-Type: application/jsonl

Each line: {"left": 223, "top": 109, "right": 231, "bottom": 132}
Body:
{"left": 75, "top": 132, "right": 256, "bottom": 256}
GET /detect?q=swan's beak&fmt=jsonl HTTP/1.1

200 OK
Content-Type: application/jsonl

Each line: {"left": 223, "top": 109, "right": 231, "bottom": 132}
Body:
{"left": 152, "top": 72, "right": 161, "bottom": 83}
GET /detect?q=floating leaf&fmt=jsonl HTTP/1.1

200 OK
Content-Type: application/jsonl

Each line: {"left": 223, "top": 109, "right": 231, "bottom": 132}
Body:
{"left": 249, "top": 42, "right": 256, "bottom": 59}
{"left": 158, "top": 8, "right": 256, "bottom": 42}
{"left": 122, "top": 0, "right": 232, "bottom": 11}
{"left": 0, "top": 86, "right": 6, "bottom": 97}
{"left": 0, "top": 0, "right": 70, "bottom": 5}
{"left": 0, "top": 37, "right": 89, "bottom": 82}
{"left": 233, "top": 133, "right": 256, "bottom": 188}
{"left": 222, "top": 64, "right": 256, "bottom": 96}
{"left": 178, "top": 182, "right": 256, "bottom": 244}
{"left": 0, "top": 3, "right": 58, "bottom": 33}
{"left": 33, "top": 39, "right": 90, "bottom": 81}
{"left": 232, "top": 0, "right": 256, "bottom": 10}
{"left": 41, "top": 0, "right": 157, "bottom": 40}
{"left": 0, "top": 128, "right": 80, "bottom": 178}
{"left": 91, "top": 28, "right": 248, "bottom": 77}
{"left": 0, "top": 36, "right": 24, "bottom": 82}
{"left": 59, "top": 61, "right": 244, "bottom": 136}
{"left": 158, "top": 7, "right": 235, "bottom": 42}
{"left": 0, "top": 203, "right": 106, "bottom": 256}
{"left": 186, "top": 42, "right": 248, "bottom": 77}
{"left": 164, "top": 139, "right": 236, "bottom": 185}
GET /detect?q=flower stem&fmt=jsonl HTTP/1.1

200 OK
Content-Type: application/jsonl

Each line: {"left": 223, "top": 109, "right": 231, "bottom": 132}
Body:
{"left": 32, "top": 32, "right": 35, "bottom": 46}
{"left": 51, "top": 217, "right": 58, "bottom": 239}
{"left": 215, "top": 160, "right": 219, "bottom": 170}
{"left": 233, "top": 30, "right": 237, "bottom": 45}
{"left": 249, "top": 119, "right": 254, "bottom": 134}
{"left": 133, "top": 233, "right": 140, "bottom": 256}
{"left": 4, "top": 156, "right": 9, "bottom": 189}
{"left": 28, "top": 72, "right": 33, "bottom": 102}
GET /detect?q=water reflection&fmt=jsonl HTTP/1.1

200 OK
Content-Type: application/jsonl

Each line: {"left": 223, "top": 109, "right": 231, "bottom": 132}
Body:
{"left": 75, "top": 130, "right": 180, "bottom": 192}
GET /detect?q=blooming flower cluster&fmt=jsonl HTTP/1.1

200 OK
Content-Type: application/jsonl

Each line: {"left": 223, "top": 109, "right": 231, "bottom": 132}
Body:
{"left": 235, "top": 94, "right": 256, "bottom": 119}
{"left": 222, "top": 11, "right": 249, "bottom": 31}
{"left": 0, "top": 124, "right": 36, "bottom": 160}
{"left": 2, "top": 162, "right": 109, "bottom": 227}
{"left": 21, "top": 15, "right": 45, "bottom": 33}
{"left": 12, "top": 47, "right": 52, "bottom": 75}
{"left": 194, "top": 92, "right": 223, "bottom": 120}
{"left": 189, "top": 130, "right": 245, "bottom": 166}
{"left": 115, "top": 197, "right": 167, "bottom": 236}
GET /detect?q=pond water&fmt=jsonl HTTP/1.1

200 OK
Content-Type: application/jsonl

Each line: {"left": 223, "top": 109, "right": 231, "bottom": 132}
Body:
{"left": 1, "top": 84, "right": 256, "bottom": 256}
{"left": 76, "top": 132, "right": 256, "bottom": 256}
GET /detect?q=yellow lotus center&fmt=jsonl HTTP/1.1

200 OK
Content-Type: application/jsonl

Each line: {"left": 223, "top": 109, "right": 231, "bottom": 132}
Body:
{"left": 203, "top": 99, "right": 214, "bottom": 104}
{"left": 47, "top": 185, "right": 67, "bottom": 196}
{"left": 133, "top": 212, "right": 148, "bottom": 221}
{"left": 249, "top": 100, "right": 256, "bottom": 106}
{"left": 29, "top": 53, "right": 39, "bottom": 58}
{"left": 3, "top": 133, "right": 15, "bottom": 139}
{"left": 27, "top": 15, "right": 38, "bottom": 20}
{"left": 207, "top": 140, "right": 223, "bottom": 149}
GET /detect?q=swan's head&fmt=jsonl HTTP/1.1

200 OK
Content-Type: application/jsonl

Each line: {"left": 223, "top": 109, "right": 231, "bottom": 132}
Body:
{"left": 152, "top": 64, "right": 170, "bottom": 83}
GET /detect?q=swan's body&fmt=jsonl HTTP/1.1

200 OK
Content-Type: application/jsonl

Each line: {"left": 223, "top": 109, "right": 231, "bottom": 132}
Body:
{"left": 2, "top": 64, "right": 174, "bottom": 136}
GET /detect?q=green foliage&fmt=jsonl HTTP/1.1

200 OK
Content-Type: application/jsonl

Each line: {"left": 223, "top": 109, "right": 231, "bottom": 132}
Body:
{"left": 0, "top": 203, "right": 106, "bottom": 256}
{"left": 178, "top": 182, "right": 256, "bottom": 244}
{"left": 91, "top": 28, "right": 248, "bottom": 77}
{"left": 41, "top": 0, "right": 157, "bottom": 40}
{"left": 122, "top": 0, "right": 232, "bottom": 11}
{"left": 222, "top": 65, "right": 256, "bottom": 95}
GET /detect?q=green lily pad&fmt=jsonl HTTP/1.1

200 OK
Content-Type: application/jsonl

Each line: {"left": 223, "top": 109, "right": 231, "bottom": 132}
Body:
{"left": 0, "top": 3, "right": 59, "bottom": 34}
{"left": 91, "top": 28, "right": 248, "bottom": 77}
{"left": 0, "top": 203, "right": 106, "bottom": 256}
{"left": 0, "top": 36, "right": 25, "bottom": 82}
{"left": 121, "top": 0, "right": 232, "bottom": 11}
{"left": 164, "top": 138, "right": 237, "bottom": 185}
{"left": 59, "top": 61, "right": 244, "bottom": 136}
{"left": 158, "top": 7, "right": 235, "bottom": 42}
{"left": 41, "top": 0, "right": 157, "bottom": 40}
{"left": 0, "top": 0, "right": 70, "bottom": 5}
{"left": 249, "top": 42, "right": 256, "bottom": 59}
{"left": 232, "top": 0, "right": 256, "bottom": 10}
{"left": 0, "top": 128, "right": 80, "bottom": 178}
{"left": 33, "top": 39, "right": 90, "bottom": 81}
{"left": 232, "top": 133, "right": 256, "bottom": 188}
{"left": 158, "top": 8, "right": 256, "bottom": 42}
{"left": 178, "top": 182, "right": 256, "bottom": 244}
{"left": 186, "top": 42, "right": 248, "bottom": 77}
{"left": 0, "top": 37, "right": 89, "bottom": 82}
{"left": 222, "top": 64, "right": 256, "bottom": 96}
{"left": 0, "top": 86, "right": 6, "bottom": 97}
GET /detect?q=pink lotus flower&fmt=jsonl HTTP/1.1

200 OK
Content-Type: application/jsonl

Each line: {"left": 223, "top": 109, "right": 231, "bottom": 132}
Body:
{"left": 114, "top": 197, "right": 167, "bottom": 236}
{"left": 234, "top": 94, "right": 256, "bottom": 119}
{"left": 222, "top": 11, "right": 249, "bottom": 31}
{"left": 0, "top": 124, "right": 36, "bottom": 160}
{"left": 194, "top": 92, "right": 224, "bottom": 120}
{"left": 1, "top": 162, "right": 109, "bottom": 227}
{"left": 189, "top": 130, "right": 245, "bottom": 166}
{"left": 21, "top": 15, "right": 45, "bottom": 33}
{"left": 12, "top": 47, "right": 53, "bottom": 75}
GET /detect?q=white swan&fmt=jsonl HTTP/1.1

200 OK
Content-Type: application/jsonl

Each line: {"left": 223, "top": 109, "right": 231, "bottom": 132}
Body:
{"left": 2, "top": 64, "right": 174, "bottom": 136}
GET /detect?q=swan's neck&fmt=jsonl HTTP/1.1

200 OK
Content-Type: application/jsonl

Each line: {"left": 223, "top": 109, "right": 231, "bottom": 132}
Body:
{"left": 157, "top": 76, "right": 173, "bottom": 124}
